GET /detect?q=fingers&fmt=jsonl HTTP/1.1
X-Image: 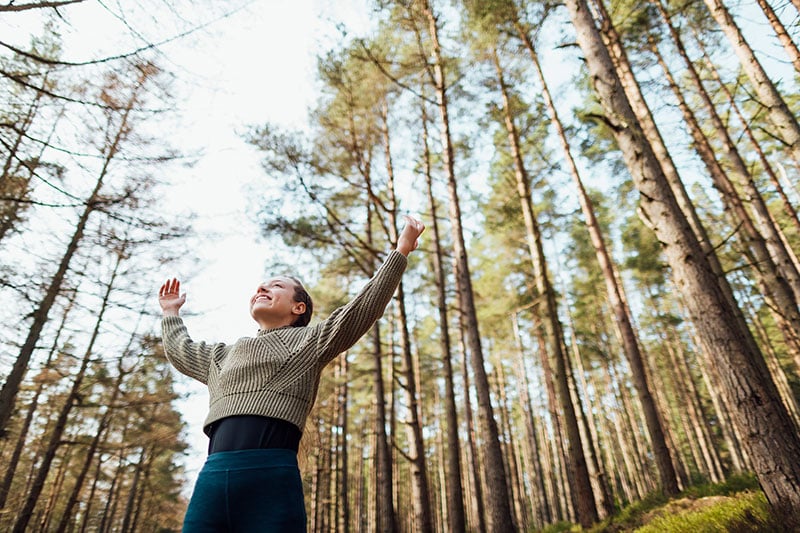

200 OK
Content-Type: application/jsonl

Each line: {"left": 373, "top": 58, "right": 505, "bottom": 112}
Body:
{"left": 159, "top": 278, "right": 181, "bottom": 297}
{"left": 402, "top": 215, "right": 425, "bottom": 237}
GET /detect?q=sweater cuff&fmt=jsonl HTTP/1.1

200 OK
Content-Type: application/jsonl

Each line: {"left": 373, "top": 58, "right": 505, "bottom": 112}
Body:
{"left": 385, "top": 249, "right": 408, "bottom": 273}
{"left": 161, "top": 315, "right": 185, "bottom": 329}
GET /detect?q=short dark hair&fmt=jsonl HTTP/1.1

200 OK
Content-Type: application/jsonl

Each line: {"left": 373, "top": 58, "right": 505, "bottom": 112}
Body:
{"left": 289, "top": 276, "right": 313, "bottom": 327}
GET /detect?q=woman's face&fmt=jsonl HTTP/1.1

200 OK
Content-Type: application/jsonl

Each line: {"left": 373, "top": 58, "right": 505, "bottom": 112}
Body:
{"left": 249, "top": 277, "right": 305, "bottom": 325}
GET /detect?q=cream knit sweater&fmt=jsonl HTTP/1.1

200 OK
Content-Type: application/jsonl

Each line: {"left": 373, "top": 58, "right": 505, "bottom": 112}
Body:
{"left": 161, "top": 250, "right": 407, "bottom": 432}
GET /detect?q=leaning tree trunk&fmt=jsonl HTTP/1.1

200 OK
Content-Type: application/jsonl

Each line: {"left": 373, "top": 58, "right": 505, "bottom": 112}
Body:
{"left": 456, "top": 292, "right": 487, "bottom": 533}
{"left": 382, "top": 104, "right": 434, "bottom": 533}
{"left": 370, "top": 302, "right": 397, "bottom": 532}
{"left": 0, "top": 284, "right": 79, "bottom": 510}
{"left": 564, "top": 0, "right": 800, "bottom": 519}
{"left": 418, "top": 1, "right": 515, "bottom": 530}
{"left": 702, "top": 0, "right": 800, "bottom": 163}
{"left": 654, "top": 1, "right": 800, "bottom": 303}
{"left": 693, "top": 34, "right": 800, "bottom": 256}
{"left": 754, "top": 0, "right": 800, "bottom": 74}
{"left": 591, "top": 0, "right": 762, "bottom": 367}
{"left": 511, "top": 313, "right": 551, "bottom": 527}
{"left": 647, "top": 15, "right": 800, "bottom": 368}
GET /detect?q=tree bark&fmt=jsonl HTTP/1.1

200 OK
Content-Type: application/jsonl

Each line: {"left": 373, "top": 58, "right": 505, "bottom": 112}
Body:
{"left": 13, "top": 250, "right": 121, "bottom": 533}
{"left": 511, "top": 313, "right": 551, "bottom": 526}
{"left": 382, "top": 103, "right": 434, "bottom": 532}
{"left": 457, "top": 306, "right": 487, "bottom": 533}
{"left": 647, "top": 11, "right": 800, "bottom": 368}
{"left": 755, "top": 0, "right": 800, "bottom": 74}
{"left": 694, "top": 35, "right": 800, "bottom": 267}
{"left": 0, "top": 70, "right": 142, "bottom": 436}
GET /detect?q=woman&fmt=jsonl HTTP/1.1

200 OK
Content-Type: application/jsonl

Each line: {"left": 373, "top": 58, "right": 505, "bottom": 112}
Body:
{"left": 158, "top": 216, "right": 424, "bottom": 532}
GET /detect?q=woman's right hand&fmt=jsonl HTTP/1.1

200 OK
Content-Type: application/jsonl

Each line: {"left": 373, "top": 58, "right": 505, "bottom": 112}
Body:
{"left": 159, "top": 278, "right": 186, "bottom": 316}
{"left": 397, "top": 215, "right": 425, "bottom": 256}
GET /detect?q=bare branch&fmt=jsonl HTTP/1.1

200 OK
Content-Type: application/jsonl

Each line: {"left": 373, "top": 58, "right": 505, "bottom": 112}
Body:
{"left": 0, "top": 0, "right": 85, "bottom": 13}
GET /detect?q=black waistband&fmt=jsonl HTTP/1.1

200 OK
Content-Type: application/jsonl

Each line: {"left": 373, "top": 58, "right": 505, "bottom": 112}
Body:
{"left": 205, "top": 415, "right": 302, "bottom": 455}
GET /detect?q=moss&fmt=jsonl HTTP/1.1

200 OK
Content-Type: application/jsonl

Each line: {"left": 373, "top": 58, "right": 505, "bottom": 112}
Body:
{"left": 634, "top": 491, "right": 773, "bottom": 533}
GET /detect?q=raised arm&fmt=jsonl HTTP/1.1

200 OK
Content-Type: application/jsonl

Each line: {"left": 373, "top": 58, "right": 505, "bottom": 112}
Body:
{"left": 159, "top": 278, "right": 225, "bottom": 384}
{"left": 315, "top": 216, "right": 425, "bottom": 362}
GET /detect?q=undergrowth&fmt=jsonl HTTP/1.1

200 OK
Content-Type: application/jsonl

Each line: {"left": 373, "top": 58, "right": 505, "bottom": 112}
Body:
{"left": 560, "top": 473, "right": 798, "bottom": 533}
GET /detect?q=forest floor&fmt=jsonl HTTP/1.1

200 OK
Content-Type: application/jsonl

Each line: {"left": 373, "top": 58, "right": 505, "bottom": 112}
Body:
{"left": 544, "top": 474, "right": 798, "bottom": 532}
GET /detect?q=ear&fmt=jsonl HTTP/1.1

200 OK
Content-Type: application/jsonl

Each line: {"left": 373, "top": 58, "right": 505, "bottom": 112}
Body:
{"left": 292, "top": 302, "right": 306, "bottom": 316}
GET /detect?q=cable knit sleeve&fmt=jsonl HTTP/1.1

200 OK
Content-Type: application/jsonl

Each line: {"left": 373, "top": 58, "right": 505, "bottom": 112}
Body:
{"left": 315, "top": 250, "right": 408, "bottom": 364}
{"left": 161, "top": 316, "right": 227, "bottom": 385}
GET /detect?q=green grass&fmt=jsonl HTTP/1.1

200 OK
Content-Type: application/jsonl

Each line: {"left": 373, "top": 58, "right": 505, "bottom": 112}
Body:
{"left": 634, "top": 490, "right": 772, "bottom": 532}
{"left": 572, "top": 473, "right": 794, "bottom": 533}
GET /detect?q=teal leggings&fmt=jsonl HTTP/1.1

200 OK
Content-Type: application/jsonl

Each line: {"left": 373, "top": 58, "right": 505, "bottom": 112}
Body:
{"left": 183, "top": 449, "right": 307, "bottom": 532}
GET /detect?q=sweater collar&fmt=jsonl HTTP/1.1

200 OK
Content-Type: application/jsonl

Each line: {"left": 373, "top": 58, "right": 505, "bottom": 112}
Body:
{"left": 256, "top": 325, "right": 293, "bottom": 336}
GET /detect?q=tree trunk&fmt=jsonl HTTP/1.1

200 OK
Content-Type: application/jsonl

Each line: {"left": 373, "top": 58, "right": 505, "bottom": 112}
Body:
{"left": 457, "top": 309, "right": 487, "bottom": 533}
{"left": 492, "top": 47, "right": 598, "bottom": 527}
{"left": 120, "top": 447, "right": 148, "bottom": 533}
{"left": 514, "top": 20, "right": 681, "bottom": 497}
{"left": 591, "top": 0, "right": 759, "bottom": 366}
{"left": 534, "top": 323, "right": 574, "bottom": 522}
{"left": 493, "top": 366, "right": 529, "bottom": 530}
{"left": 647, "top": 11, "right": 800, "bottom": 367}
{"left": 702, "top": 0, "right": 800, "bottom": 162}
{"left": 0, "top": 286, "right": 78, "bottom": 510}
{"left": 335, "top": 355, "right": 349, "bottom": 532}
{"left": 382, "top": 103, "right": 434, "bottom": 533}
{"left": 419, "top": 2, "right": 515, "bottom": 529}
{"left": 420, "top": 79, "right": 467, "bottom": 533}
{"left": 694, "top": 35, "right": 800, "bottom": 264}
{"left": 755, "top": 0, "right": 800, "bottom": 73}
{"left": 56, "top": 289, "right": 139, "bottom": 532}
{"left": 511, "top": 313, "right": 551, "bottom": 526}
{"left": 370, "top": 322, "right": 398, "bottom": 533}
{"left": 564, "top": 0, "right": 800, "bottom": 518}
